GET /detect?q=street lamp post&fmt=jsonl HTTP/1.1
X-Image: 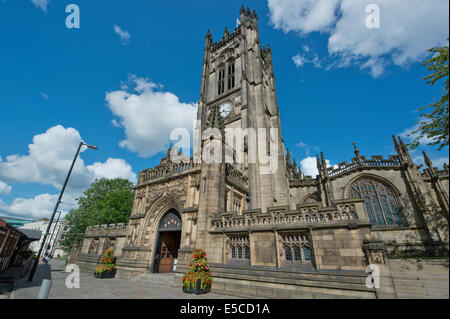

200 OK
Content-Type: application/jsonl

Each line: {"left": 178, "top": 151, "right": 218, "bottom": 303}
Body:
{"left": 43, "top": 210, "right": 62, "bottom": 258}
{"left": 28, "top": 141, "right": 97, "bottom": 282}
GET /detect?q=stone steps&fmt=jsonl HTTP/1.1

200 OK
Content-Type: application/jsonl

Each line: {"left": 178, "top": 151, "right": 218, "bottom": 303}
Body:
{"left": 388, "top": 259, "right": 449, "bottom": 299}
{"left": 198, "top": 265, "right": 376, "bottom": 299}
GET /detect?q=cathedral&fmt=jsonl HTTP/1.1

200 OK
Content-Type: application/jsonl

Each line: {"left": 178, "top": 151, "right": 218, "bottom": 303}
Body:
{"left": 73, "top": 6, "right": 449, "bottom": 298}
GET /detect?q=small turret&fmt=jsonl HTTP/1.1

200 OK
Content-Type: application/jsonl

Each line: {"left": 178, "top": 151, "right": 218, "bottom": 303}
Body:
{"left": 392, "top": 135, "right": 400, "bottom": 153}
{"left": 423, "top": 151, "right": 433, "bottom": 170}
{"left": 353, "top": 142, "right": 363, "bottom": 166}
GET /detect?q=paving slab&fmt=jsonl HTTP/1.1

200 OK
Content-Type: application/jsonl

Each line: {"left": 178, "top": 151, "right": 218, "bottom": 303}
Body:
{"left": 10, "top": 260, "right": 242, "bottom": 299}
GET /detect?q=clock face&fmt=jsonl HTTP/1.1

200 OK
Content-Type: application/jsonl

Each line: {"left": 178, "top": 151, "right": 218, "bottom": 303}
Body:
{"left": 219, "top": 103, "right": 232, "bottom": 118}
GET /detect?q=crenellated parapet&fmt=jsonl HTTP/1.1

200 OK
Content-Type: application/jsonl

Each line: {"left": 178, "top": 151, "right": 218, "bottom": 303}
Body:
{"left": 326, "top": 154, "right": 402, "bottom": 179}
{"left": 211, "top": 199, "right": 365, "bottom": 231}
{"left": 137, "top": 148, "right": 201, "bottom": 186}
{"left": 225, "top": 163, "right": 249, "bottom": 193}
{"left": 210, "top": 26, "right": 242, "bottom": 53}
{"left": 85, "top": 223, "right": 128, "bottom": 238}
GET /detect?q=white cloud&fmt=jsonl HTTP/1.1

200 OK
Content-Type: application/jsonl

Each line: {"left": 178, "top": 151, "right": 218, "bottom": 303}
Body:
{"left": 111, "top": 119, "right": 120, "bottom": 128}
{"left": 292, "top": 54, "right": 306, "bottom": 67}
{"left": 0, "top": 194, "right": 57, "bottom": 219}
{"left": 0, "top": 181, "right": 11, "bottom": 195}
{"left": 40, "top": 92, "right": 48, "bottom": 100}
{"left": 30, "top": 0, "right": 50, "bottom": 12}
{"left": 268, "top": 0, "right": 340, "bottom": 34}
{"left": 299, "top": 156, "right": 333, "bottom": 177}
{"left": 269, "top": 0, "right": 449, "bottom": 77}
{"left": 399, "top": 122, "right": 437, "bottom": 146}
{"left": 0, "top": 125, "right": 137, "bottom": 193}
{"left": 113, "top": 24, "right": 131, "bottom": 45}
{"left": 87, "top": 158, "right": 137, "bottom": 183}
{"left": 0, "top": 192, "right": 76, "bottom": 220}
{"left": 105, "top": 75, "right": 197, "bottom": 158}
{"left": 292, "top": 50, "right": 323, "bottom": 68}
{"left": 412, "top": 155, "right": 449, "bottom": 170}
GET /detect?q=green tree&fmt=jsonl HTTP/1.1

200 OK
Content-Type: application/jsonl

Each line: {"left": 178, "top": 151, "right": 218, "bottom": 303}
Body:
{"left": 409, "top": 39, "right": 449, "bottom": 150}
{"left": 62, "top": 178, "right": 135, "bottom": 252}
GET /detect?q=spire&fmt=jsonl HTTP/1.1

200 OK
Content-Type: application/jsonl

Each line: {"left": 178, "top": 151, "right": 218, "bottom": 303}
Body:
{"left": 316, "top": 154, "right": 322, "bottom": 175}
{"left": 286, "top": 148, "right": 291, "bottom": 162}
{"left": 398, "top": 135, "right": 407, "bottom": 151}
{"left": 246, "top": 7, "right": 251, "bottom": 16}
{"left": 240, "top": 4, "right": 245, "bottom": 14}
{"left": 267, "top": 43, "right": 271, "bottom": 53}
{"left": 224, "top": 26, "right": 229, "bottom": 36}
{"left": 252, "top": 9, "right": 258, "bottom": 19}
{"left": 320, "top": 151, "right": 326, "bottom": 168}
{"left": 353, "top": 142, "right": 363, "bottom": 166}
{"left": 423, "top": 151, "right": 433, "bottom": 169}
{"left": 205, "top": 29, "right": 212, "bottom": 47}
{"left": 392, "top": 135, "right": 400, "bottom": 153}
{"left": 320, "top": 151, "right": 329, "bottom": 178}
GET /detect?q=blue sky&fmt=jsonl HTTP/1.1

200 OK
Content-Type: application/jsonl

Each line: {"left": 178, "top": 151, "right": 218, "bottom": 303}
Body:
{"left": 0, "top": 0, "right": 448, "bottom": 220}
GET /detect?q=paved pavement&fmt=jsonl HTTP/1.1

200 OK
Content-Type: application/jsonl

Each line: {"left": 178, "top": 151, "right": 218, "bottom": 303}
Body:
{"left": 9, "top": 259, "right": 241, "bottom": 299}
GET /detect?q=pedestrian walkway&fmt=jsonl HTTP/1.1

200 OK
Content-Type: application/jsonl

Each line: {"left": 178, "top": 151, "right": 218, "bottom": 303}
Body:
{"left": 9, "top": 259, "right": 241, "bottom": 299}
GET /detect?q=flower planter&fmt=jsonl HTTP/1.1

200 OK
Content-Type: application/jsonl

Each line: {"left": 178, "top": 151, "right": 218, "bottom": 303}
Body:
{"left": 182, "top": 279, "right": 211, "bottom": 295}
{"left": 94, "top": 269, "right": 116, "bottom": 279}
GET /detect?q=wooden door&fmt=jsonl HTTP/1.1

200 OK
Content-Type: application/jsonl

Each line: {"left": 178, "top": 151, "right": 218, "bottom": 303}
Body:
{"left": 158, "top": 232, "right": 176, "bottom": 273}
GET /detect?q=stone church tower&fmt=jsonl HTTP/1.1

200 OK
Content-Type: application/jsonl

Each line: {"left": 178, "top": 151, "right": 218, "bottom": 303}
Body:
{"left": 75, "top": 6, "right": 449, "bottom": 298}
{"left": 196, "top": 5, "right": 290, "bottom": 213}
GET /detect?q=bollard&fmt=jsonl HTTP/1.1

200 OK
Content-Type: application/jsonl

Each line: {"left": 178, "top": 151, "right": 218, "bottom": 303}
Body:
{"left": 37, "top": 279, "right": 52, "bottom": 299}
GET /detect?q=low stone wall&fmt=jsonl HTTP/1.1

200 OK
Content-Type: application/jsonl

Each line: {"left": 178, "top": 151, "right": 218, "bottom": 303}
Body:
{"left": 175, "top": 263, "right": 376, "bottom": 298}
{"left": 389, "top": 258, "right": 449, "bottom": 299}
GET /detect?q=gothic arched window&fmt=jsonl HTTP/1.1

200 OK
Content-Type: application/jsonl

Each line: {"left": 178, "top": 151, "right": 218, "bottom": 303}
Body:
{"left": 281, "top": 232, "right": 312, "bottom": 264}
{"left": 218, "top": 64, "right": 225, "bottom": 95}
{"left": 227, "top": 59, "right": 235, "bottom": 90}
{"left": 303, "top": 196, "right": 319, "bottom": 204}
{"left": 349, "top": 177, "right": 403, "bottom": 227}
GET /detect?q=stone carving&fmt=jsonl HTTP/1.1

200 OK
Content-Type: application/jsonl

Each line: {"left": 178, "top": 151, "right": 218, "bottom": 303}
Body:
{"left": 143, "top": 179, "right": 188, "bottom": 212}
{"left": 212, "top": 204, "right": 359, "bottom": 229}
{"left": 89, "top": 239, "right": 99, "bottom": 255}
{"left": 362, "top": 240, "right": 386, "bottom": 265}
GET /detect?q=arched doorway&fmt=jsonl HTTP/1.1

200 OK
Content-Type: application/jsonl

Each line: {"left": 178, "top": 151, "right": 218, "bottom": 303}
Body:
{"left": 153, "top": 209, "right": 182, "bottom": 273}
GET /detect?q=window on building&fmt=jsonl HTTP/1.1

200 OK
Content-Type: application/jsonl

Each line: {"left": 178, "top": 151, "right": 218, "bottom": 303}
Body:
{"left": 303, "top": 196, "right": 319, "bottom": 204}
{"left": 349, "top": 177, "right": 403, "bottom": 227}
{"left": 218, "top": 65, "right": 225, "bottom": 95}
{"left": 280, "top": 232, "right": 312, "bottom": 264}
{"left": 227, "top": 59, "right": 235, "bottom": 90}
{"left": 228, "top": 234, "right": 249, "bottom": 261}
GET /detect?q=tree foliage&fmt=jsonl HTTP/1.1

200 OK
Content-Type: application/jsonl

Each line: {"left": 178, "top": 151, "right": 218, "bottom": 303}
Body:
{"left": 409, "top": 39, "right": 449, "bottom": 150}
{"left": 62, "top": 178, "right": 135, "bottom": 252}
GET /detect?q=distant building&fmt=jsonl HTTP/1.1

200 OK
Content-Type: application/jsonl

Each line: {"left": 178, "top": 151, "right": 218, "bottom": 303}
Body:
{"left": 0, "top": 216, "right": 33, "bottom": 228}
{"left": 0, "top": 218, "right": 40, "bottom": 272}
{"left": 19, "top": 218, "right": 68, "bottom": 258}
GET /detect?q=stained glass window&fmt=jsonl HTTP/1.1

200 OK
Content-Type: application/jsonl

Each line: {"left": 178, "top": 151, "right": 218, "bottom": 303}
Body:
{"left": 349, "top": 177, "right": 403, "bottom": 227}
{"left": 281, "top": 232, "right": 312, "bottom": 263}
{"left": 229, "top": 234, "right": 250, "bottom": 260}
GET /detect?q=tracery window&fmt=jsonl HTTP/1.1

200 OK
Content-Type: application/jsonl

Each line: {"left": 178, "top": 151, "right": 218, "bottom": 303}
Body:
{"left": 218, "top": 65, "right": 225, "bottom": 95}
{"left": 280, "top": 232, "right": 312, "bottom": 263}
{"left": 227, "top": 59, "right": 235, "bottom": 90}
{"left": 349, "top": 177, "right": 403, "bottom": 227}
{"left": 303, "top": 196, "right": 319, "bottom": 204}
{"left": 228, "top": 234, "right": 249, "bottom": 261}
